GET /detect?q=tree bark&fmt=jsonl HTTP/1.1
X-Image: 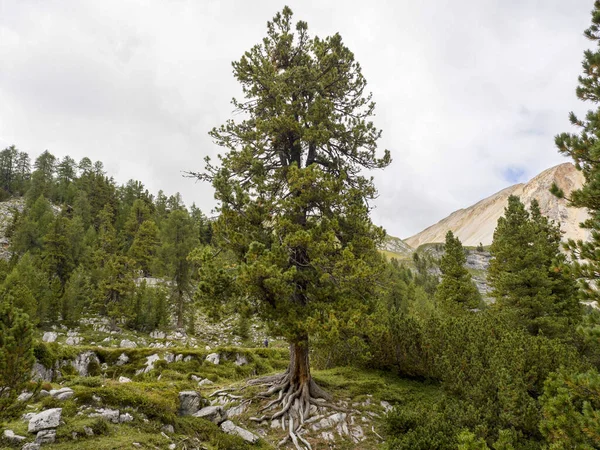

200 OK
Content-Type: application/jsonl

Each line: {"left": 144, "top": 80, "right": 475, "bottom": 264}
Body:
{"left": 289, "top": 338, "right": 311, "bottom": 386}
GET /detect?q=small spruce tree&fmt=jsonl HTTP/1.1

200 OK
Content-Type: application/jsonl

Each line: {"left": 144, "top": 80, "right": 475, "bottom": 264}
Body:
{"left": 435, "top": 230, "right": 481, "bottom": 313}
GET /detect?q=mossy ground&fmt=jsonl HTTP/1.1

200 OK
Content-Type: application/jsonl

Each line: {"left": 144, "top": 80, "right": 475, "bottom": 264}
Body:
{"left": 1, "top": 340, "right": 441, "bottom": 449}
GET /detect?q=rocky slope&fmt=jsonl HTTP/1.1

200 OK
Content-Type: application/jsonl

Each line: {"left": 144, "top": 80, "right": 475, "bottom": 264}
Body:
{"left": 406, "top": 163, "right": 588, "bottom": 248}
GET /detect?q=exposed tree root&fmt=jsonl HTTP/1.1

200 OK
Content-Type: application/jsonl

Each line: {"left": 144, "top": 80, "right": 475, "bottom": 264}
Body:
{"left": 247, "top": 372, "right": 338, "bottom": 449}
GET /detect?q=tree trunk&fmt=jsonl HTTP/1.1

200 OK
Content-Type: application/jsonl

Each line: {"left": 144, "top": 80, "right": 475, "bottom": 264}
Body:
{"left": 289, "top": 338, "right": 311, "bottom": 386}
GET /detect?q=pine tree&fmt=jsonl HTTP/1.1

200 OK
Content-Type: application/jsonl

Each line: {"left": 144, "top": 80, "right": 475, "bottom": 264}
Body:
{"left": 488, "top": 196, "right": 579, "bottom": 336}
{"left": 160, "top": 209, "right": 197, "bottom": 328}
{"left": 190, "top": 6, "right": 390, "bottom": 428}
{"left": 128, "top": 219, "right": 160, "bottom": 277}
{"left": 0, "top": 301, "right": 35, "bottom": 417}
{"left": 553, "top": 1, "right": 600, "bottom": 309}
{"left": 435, "top": 231, "right": 481, "bottom": 313}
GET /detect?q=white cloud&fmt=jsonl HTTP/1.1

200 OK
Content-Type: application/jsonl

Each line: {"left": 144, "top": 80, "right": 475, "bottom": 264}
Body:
{"left": 0, "top": 0, "right": 593, "bottom": 238}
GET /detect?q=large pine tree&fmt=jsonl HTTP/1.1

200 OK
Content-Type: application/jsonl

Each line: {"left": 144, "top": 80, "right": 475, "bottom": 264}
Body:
{"left": 192, "top": 6, "right": 390, "bottom": 434}
{"left": 488, "top": 196, "right": 579, "bottom": 336}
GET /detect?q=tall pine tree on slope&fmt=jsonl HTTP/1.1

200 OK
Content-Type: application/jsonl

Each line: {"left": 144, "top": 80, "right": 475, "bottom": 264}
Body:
{"left": 435, "top": 230, "right": 480, "bottom": 313}
{"left": 191, "top": 6, "right": 390, "bottom": 440}
{"left": 488, "top": 196, "right": 579, "bottom": 337}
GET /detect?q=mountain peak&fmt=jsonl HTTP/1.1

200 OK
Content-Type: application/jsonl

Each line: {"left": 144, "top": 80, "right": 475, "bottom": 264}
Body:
{"left": 405, "top": 162, "right": 587, "bottom": 248}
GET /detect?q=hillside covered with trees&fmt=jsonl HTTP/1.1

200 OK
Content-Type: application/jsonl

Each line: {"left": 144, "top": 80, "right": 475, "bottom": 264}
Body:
{"left": 2, "top": 3, "right": 600, "bottom": 450}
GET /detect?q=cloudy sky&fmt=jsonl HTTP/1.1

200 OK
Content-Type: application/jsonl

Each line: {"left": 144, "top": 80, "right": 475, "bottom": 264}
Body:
{"left": 0, "top": 0, "right": 593, "bottom": 239}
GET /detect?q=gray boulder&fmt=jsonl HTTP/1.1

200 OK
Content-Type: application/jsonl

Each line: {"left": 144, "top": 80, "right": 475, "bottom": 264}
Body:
{"left": 17, "top": 392, "right": 33, "bottom": 402}
{"left": 116, "top": 353, "right": 129, "bottom": 366}
{"left": 65, "top": 336, "right": 82, "bottom": 346}
{"left": 31, "top": 363, "right": 53, "bottom": 382}
{"left": 42, "top": 332, "right": 57, "bottom": 343}
{"left": 50, "top": 387, "right": 74, "bottom": 401}
{"left": 120, "top": 339, "right": 137, "bottom": 348}
{"left": 72, "top": 351, "right": 100, "bottom": 377}
{"left": 178, "top": 391, "right": 203, "bottom": 416}
{"left": 205, "top": 353, "right": 220, "bottom": 365}
{"left": 193, "top": 406, "right": 225, "bottom": 424}
{"left": 220, "top": 420, "right": 259, "bottom": 443}
{"left": 28, "top": 408, "right": 62, "bottom": 433}
{"left": 22, "top": 444, "right": 41, "bottom": 450}
{"left": 3, "top": 429, "right": 25, "bottom": 444}
{"left": 119, "top": 412, "right": 133, "bottom": 423}
{"left": 35, "top": 429, "right": 56, "bottom": 444}
{"left": 118, "top": 376, "right": 132, "bottom": 383}
{"left": 135, "top": 354, "right": 160, "bottom": 375}
{"left": 234, "top": 353, "right": 248, "bottom": 366}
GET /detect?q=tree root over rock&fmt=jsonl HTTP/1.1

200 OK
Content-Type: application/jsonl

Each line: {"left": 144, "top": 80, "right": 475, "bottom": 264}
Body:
{"left": 247, "top": 372, "right": 346, "bottom": 450}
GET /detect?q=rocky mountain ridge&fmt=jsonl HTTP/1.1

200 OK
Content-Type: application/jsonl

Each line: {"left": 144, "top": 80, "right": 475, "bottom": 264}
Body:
{"left": 405, "top": 162, "right": 588, "bottom": 248}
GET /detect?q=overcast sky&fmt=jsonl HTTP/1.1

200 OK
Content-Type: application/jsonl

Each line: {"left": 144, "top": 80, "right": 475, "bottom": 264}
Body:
{"left": 0, "top": 0, "right": 593, "bottom": 239}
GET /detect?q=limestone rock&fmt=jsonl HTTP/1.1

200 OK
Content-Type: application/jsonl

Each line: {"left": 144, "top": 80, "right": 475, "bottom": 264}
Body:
{"left": 42, "top": 332, "right": 57, "bottom": 343}
{"left": 150, "top": 330, "right": 166, "bottom": 339}
{"left": 119, "top": 412, "right": 134, "bottom": 423}
{"left": 226, "top": 402, "right": 248, "bottom": 418}
{"left": 178, "top": 391, "right": 203, "bottom": 416}
{"left": 193, "top": 405, "right": 225, "bottom": 424}
{"left": 164, "top": 352, "right": 175, "bottom": 363}
{"left": 83, "top": 426, "right": 94, "bottom": 436}
{"left": 136, "top": 354, "right": 160, "bottom": 375}
{"left": 205, "top": 353, "right": 220, "bottom": 365}
{"left": 220, "top": 420, "right": 259, "bottom": 443}
{"left": 118, "top": 376, "right": 132, "bottom": 383}
{"left": 65, "top": 336, "right": 82, "bottom": 345}
{"left": 234, "top": 353, "right": 248, "bottom": 366}
{"left": 31, "top": 363, "right": 53, "bottom": 382}
{"left": 50, "top": 387, "right": 74, "bottom": 401}
{"left": 3, "top": 429, "right": 26, "bottom": 444}
{"left": 120, "top": 339, "right": 137, "bottom": 348}
{"left": 28, "top": 408, "right": 62, "bottom": 433}
{"left": 72, "top": 351, "right": 100, "bottom": 377}
{"left": 161, "top": 424, "right": 175, "bottom": 434}
{"left": 116, "top": 353, "right": 129, "bottom": 366}
{"left": 35, "top": 429, "right": 56, "bottom": 444}
{"left": 91, "top": 408, "right": 120, "bottom": 423}
{"left": 22, "top": 443, "right": 41, "bottom": 450}
{"left": 17, "top": 392, "right": 33, "bottom": 402}
{"left": 198, "top": 378, "right": 214, "bottom": 386}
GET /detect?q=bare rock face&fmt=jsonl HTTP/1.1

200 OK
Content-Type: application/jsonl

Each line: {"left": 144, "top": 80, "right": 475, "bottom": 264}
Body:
{"left": 72, "top": 351, "right": 100, "bottom": 377}
{"left": 406, "top": 163, "right": 588, "bottom": 248}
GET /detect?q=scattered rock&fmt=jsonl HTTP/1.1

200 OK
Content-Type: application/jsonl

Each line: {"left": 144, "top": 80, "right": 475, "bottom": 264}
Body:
{"left": 164, "top": 352, "right": 175, "bottom": 363}
{"left": 50, "top": 387, "right": 74, "bottom": 401}
{"left": 205, "top": 353, "right": 220, "bottom": 365}
{"left": 3, "top": 429, "right": 26, "bottom": 444}
{"left": 161, "top": 424, "right": 175, "bottom": 434}
{"left": 193, "top": 406, "right": 226, "bottom": 424}
{"left": 42, "top": 332, "right": 57, "bottom": 343}
{"left": 198, "top": 378, "right": 214, "bottom": 386}
{"left": 90, "top": 408, "right": 120, "bottom": 423}
{"left": 183, "top": 355, "right": 193, "bottom": 362}
{"left": 31, "top": 362, "right": 53, "bottom": 382}
{"left": 28, "top": 408, "right": 62, "bottom": 433}
{"left": 311, "top": 412, "right": 346, "bottom": 432}
{"left": 234, "top": 353, "right": 248, "bottom": 366}
{"left": 116, "top": 353, "right": 129, "bottom": 366}
{"left": 150, "top": 330, "right": 166, "bottom": 339}
{"left": 119, "top": 413, "right": 134, "bottom": 423}
{"left": 321, "top": 431, "right": 335, "bottom": 441}
{"left": 380, "top": 400, "right": 392, "bottom": 413}
{"left": 22, "top": 443, "right": 41, "bottom": 450}
{"left": 120, "top": 339, "right": 137, "bottom": 348}
{"left": 35, "top": 429, "right": 56, "bottom": 444}
{"left": 168, "top": 444, "right": 176, "bottom": 450}
{"left": 226, "top": 402, "right": 248, "bottom": 418}
{"left": 22, "top": 412, "right": 35, "bottom": 422}
{"left": 175, "top": 354, "right": 183, "bottom": 362}
{"left": 65, "top": 336, "right": 83, "bottom": 345}
{"left": 38, "top": 390, "right": 50, "bottom": 398}
{"left": 191, "top": 375, "right": 201, "bottom": 382}
{"left": 72, "top": 351, "right": 100, "bottom": 377}
{"left": 178, "top": 391, "right": 204, "bottom": 416}
{"left": 351, "top": 425, "right": 365, "bottom": 443}
{"left": 83, "top": 426, "right": 94, "bottom": 436}
{"left": 118, "top": 376, "right": 132, "bottom": 383}
{"left": 136, "top": 354, "right": 160, "bottom": 375}
{"left": 17, "top": 392, "right": 33, "bottom": 402}
{"left": 220, "top": 420, "right": 259, "bottom": 443}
